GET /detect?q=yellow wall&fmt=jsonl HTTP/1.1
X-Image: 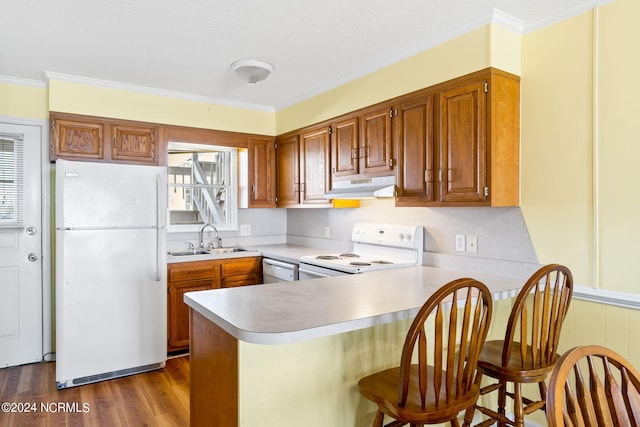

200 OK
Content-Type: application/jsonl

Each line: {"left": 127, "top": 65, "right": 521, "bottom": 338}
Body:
{"left": 521, "top": 0, "right": 640, "bottom": 293}
{"left": 520, "top": 13, "right": 594, "bottom": 287}
{"left": 0, "top": 81, "right": 48, "bottom": 120}
{"left": 47, "top": 79, "right": 276, "bottom": 135}
{"left": 596, "top": 0, "right": 640, "bottom": 292}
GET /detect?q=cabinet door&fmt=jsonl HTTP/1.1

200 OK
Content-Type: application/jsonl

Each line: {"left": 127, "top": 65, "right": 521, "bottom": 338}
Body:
{"left": 300, "top": 126, "right": 331, "bottom": 205}
{"left": 167, "top": 279, "right": 211, "bottom": 351}
{"left": 361, "top": 106, "right": 393, "bottom": 174}
{"left": 51, "top": 119, "right": 104, "bottom": 160}
{"left": 111, "top": 124, "right": 158, "bottom": 164}
{"left": 439, "top": 80, "right": 487, "bottom": 203}
{"left": 248, "top": 137, "right": 276, "bottom": 208}
{"left": 276, "top": 134, "right": 300, "bottom": 207}
{"left": 331, "top": 116, "right": 359, "bottom": 178}
{"left": 396, "top": 95, "right": 435, "bottom": 205}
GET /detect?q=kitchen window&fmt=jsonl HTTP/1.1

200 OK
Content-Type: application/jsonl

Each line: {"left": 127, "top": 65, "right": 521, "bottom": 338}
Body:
{"left": 167, "top": 141, "right": 238, "bottom": 231}
{"left": 0, "top": 134, "right": 24, "bottom": 228}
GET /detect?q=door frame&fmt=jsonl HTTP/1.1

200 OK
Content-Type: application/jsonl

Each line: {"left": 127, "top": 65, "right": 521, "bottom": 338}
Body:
{"left": 0, "top": 115, "right": 52, "bottom": 362}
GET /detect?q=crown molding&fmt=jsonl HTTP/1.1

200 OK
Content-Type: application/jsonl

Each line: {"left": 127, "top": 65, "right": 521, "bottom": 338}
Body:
{"left": 43, "top": 71, "right": 275, "bottom": 113}
{"left": 0, "top": 74, "right": 47, "bottom": 88}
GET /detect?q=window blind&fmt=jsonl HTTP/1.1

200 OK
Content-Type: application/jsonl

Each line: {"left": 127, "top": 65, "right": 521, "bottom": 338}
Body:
{"left": 0, "top": 133, "right": 25, "bottom": 229}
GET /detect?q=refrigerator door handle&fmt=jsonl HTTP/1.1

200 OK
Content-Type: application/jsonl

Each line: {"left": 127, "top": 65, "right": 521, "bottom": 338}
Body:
{"left": 155, "top": 174, "right": 162, "bottom": 282}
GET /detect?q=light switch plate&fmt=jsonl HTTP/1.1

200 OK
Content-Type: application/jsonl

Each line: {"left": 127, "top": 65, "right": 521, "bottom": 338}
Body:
{"left": 240, "top": 225, "right": 251, "bottom": 236}
{"left": 455, "top": 235, "right": 466, "bottom": 252}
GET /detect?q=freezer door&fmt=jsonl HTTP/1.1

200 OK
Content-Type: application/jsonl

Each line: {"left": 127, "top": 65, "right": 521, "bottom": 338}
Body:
{"left": 55, "top": 228, "right": 167, "bottom": 386}
{"left": 56, "top": 159, "right": 167, "bottom": 229}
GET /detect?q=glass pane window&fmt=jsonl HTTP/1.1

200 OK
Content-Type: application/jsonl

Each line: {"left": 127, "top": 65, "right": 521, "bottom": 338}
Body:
{"left": 167, "top": 142, "right": 237, "bottom": 231}
{"left": 0, "top": 135, "right": 24, "bottom": 228}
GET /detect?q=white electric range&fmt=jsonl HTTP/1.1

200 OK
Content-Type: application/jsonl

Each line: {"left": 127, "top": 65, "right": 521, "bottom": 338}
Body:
{"left": 298, "top": 222, "right": 424, "bottom": 279}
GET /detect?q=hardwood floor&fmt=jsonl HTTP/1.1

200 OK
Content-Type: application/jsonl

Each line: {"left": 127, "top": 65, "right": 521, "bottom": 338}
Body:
{"left": 0, "top": 356, "right": 189, "bottom": 426}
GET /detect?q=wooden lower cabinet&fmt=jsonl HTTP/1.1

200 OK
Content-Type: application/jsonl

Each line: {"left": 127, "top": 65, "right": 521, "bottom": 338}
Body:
{"left": 167, "top": 257, "right": 262, "bottom": 353}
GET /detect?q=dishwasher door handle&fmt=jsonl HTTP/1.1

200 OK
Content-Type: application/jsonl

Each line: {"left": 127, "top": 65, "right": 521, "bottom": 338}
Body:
{"left": 263, "top": 259, "right": 297, "bottom": 269}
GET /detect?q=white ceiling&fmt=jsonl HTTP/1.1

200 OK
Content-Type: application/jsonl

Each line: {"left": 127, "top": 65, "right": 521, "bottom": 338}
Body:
{"left": 1, "top": 0, "right": 609, "bottom": 111}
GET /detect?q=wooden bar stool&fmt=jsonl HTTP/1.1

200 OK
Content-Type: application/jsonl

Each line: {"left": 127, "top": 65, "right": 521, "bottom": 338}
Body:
{"left": 358, "top": 278, "right": 493, "bottom": 427}
{"left": 546, "top": 345, "right": 640, "bottom": 426}
{"left": 463, "top": 264, "right": 573, "bottom": 427}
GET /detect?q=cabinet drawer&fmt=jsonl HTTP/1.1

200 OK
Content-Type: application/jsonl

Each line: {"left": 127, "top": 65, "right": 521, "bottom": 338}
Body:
{"left": 168, "top": 260, "right": 220, "bottom": 281}
{"left": 221, "top": 273, "right": 262, "bottom": 288}
{"left": 220, "top": 257, "right": 261, "bottom": 276}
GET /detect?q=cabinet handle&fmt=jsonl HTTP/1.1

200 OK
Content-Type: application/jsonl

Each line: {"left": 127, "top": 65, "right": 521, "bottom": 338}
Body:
{"left": 251, "top": 184, "right": 255, "bottom": 195}
{"left": 351, "top": 147, "right": 359, "bottom": 160}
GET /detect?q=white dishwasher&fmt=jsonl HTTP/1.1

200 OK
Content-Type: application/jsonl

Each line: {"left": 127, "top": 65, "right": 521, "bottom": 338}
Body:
{"left": 262, "top": 258, "right": 299, "bottom": 283}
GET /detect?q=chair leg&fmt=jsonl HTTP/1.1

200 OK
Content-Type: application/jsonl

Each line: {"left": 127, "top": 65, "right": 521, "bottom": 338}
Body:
{"left": 373, "top": 410, "right": 385, "bottom": 427}
{"left": 538, "top": 379, "right": 547, "bottom": 412}
{"left": 462, "top": 371, "right": 484, "bottom": 427}
{"left": 513, "top": 383, "right": 524, "bottom": 427}
{"left": 497, "top": 380, "right": 507, "bottom": 427}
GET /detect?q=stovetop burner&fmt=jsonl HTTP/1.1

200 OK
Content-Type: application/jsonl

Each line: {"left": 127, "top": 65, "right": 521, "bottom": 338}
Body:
{"left": 316, "top": 255, "right": 340, "bottom": 260}
{"left": 339, "top": 253, "right": 360, "bottom": 258}
{"left": 370, "top": 260, "right": 393, "bottom": 264}
{"left": 349, "top": 261, "right": 371, "bottom": 266}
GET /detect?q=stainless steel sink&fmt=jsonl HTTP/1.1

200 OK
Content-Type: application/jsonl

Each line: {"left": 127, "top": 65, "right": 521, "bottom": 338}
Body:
{"left": 167, "top": 250, "right": 211, "bottom": 256}
{"left": 209, "top": 247, "right": 246, "bottom": 253}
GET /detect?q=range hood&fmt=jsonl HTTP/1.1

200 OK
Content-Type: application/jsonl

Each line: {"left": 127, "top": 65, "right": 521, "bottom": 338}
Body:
{"left": 325, "top": 175, "right": 396, "bottom": 199}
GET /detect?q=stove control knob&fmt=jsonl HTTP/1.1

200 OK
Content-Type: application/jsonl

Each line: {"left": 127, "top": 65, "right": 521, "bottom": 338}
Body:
{"left": 399, "top": 233, "right": 405, "bottom": 240}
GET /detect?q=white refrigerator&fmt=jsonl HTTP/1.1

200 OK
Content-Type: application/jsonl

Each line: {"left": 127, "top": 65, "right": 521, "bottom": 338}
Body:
{"left": 55, "top": 159, "right": 167, "bottom": 389}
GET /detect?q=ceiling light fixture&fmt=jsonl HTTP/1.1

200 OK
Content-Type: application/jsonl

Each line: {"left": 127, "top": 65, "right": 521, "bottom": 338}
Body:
{"left": 231, "top": 59, "right": 274, "bottom": 84}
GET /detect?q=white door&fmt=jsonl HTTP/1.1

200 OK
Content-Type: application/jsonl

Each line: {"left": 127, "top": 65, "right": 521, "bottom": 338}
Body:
{"left": 0, "top": 122, "right": 43, "bottom": 367}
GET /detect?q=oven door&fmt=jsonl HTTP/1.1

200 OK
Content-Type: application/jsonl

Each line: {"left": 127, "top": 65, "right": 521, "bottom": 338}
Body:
{"left": 298, "top": 263, "right": 349, "bottom": 280}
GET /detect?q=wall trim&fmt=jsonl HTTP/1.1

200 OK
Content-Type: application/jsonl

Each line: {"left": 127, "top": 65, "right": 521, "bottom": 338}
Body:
{"left": 0, "top": 74, "right": 47, "bottom": 88}
{"left": 573, "top": 285, "right": 640, "bottom": 310}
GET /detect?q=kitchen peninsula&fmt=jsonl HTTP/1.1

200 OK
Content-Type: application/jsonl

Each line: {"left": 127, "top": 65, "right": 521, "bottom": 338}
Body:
{"left": 184, "top": 266, "right": 526, "bottom": 427}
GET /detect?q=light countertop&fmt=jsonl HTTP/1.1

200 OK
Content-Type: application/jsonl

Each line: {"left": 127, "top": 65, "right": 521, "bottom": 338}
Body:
{"left": 243, "top": 243, "right": 329, "bottom": 264}
{"left": 184, "top": 266, "right": 522, "bottom": 345}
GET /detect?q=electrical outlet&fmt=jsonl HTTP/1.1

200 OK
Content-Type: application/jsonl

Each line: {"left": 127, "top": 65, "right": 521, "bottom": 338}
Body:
{"left": 240, "top": 225, "right": 251, "bottom": 236}
{"left": 466, "top": 235, "right": 478, "bottom": 254}
{"left": 324, "top": 226, "right": 330, "bottom": 238}
{"left": 455, "top": 235, "right": 466, "bottom": 252}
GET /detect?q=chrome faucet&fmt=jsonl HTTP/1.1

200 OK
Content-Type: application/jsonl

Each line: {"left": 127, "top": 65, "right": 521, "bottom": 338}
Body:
{"left": 199, "top": 223, "right": 222, "bottom": 249}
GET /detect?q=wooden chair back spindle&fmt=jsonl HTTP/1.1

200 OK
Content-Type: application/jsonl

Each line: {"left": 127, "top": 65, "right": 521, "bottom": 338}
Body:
{"left": 546, "top": 345, "right": 640, "bottom": 427}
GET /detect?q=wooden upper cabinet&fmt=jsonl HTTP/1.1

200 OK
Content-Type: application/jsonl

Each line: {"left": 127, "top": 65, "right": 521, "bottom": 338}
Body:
{"left": 395, "top": 68, "right": 520, "bottom": 207}
{"left": 331, "top": 116, "right": 359, "bottom": 177}
{"left": 437, "top": 69, "right": 520, "bottom": 206}
{"left": 360, "top": 105, "right": 394, "bottom": 175}
{"left": 275, "top": 133, "right": 300, "bottom": 207}
{"left": 52, "top": 118, "right": 104, "bottom": 160}
{"left": 395, "top": 94, "right": 435, "bottom": 206}
{"left": 439, "top": 79, "right": 487, "bottom": 203}
{"left": 50, "top": 112, "right": 165, "bottom": 165}
{"left": 300, "top": 126, "right": 331, "bottom": 205}
{"left": 111, "top": 124, "right": 158, "bottom": 164}
{"left": 248, "top": 137, "right": 276, "bottom": 208}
